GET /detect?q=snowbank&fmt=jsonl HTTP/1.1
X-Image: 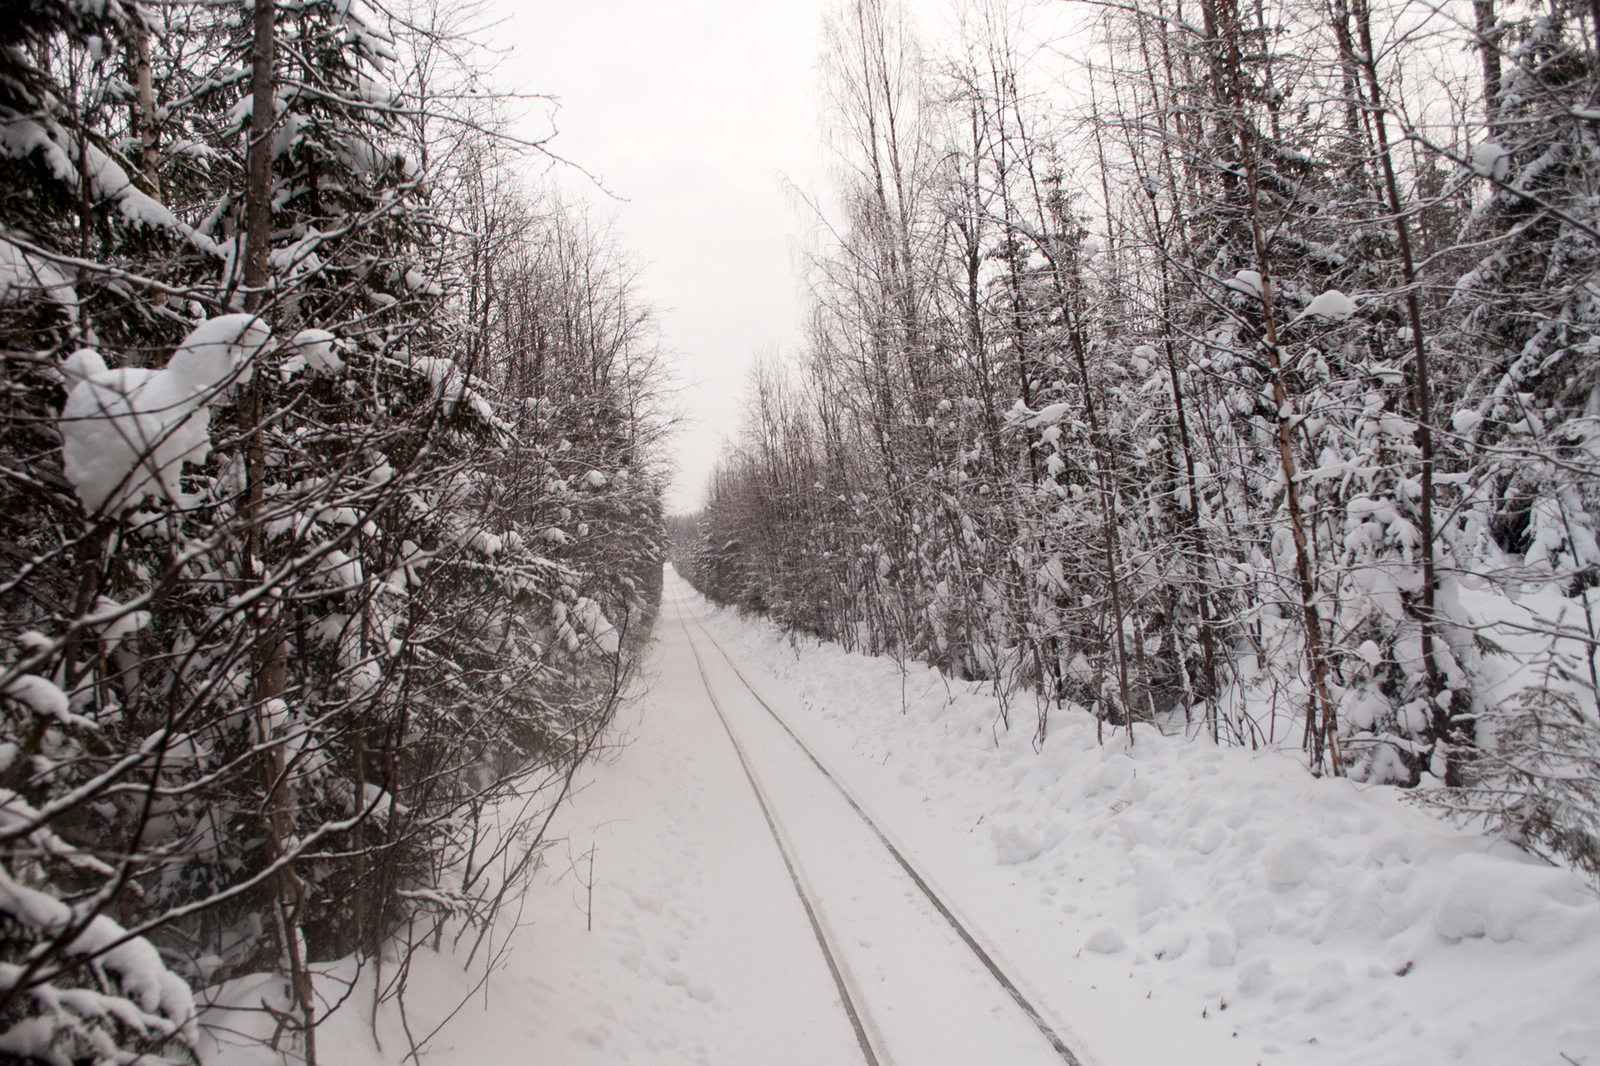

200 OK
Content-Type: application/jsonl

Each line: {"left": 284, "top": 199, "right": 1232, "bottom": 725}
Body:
{"left": 693, "top": 582, "right": 1600, "bottom": 1066}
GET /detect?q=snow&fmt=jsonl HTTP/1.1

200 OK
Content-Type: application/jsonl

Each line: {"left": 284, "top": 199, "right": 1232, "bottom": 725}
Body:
{"left": 572, "top": 596, "right": 621, "bottom": 654}
{"left": 409, "top": 355, "right": 494, "bottom": 420}
{"left": 0, "top": 116, "right": 221, "bottom": 256}
{"left": 201, "top": 573, "right": 1599, "bottom": 1066}
{"left": 0, "top": 234, "right": 76, "bottom": 308}
{"left": 288, "top": 329, "right": 343, "bottom": 375}
{"left": 0, "top": 864, "right": 198, "bottom": 1051}
{"left": 403, "top": 265, "right": 443, "bottom": 297}
{"left": 1, "top": 674, "right": 71, "bottom": 724}
{"left": 94, "top": 595, "right": 151, "bottom": 655}
{"left": 58, "top": 315, "right": 269, "bottom": 513}
{"left": 1226, "top": 269, "right": 1264, "bottom": 297}
{"left": 660, "top": 573, "right": 1600, "bottom": 1065}
{"left": 1470, "top": 140, "right": 1512, "bottom": 182}
{"left": 59, "top": 348, "right": 107, "bottom": 388}
{"left": 1300, "top": 289, "right": 1356, "bottom": 322}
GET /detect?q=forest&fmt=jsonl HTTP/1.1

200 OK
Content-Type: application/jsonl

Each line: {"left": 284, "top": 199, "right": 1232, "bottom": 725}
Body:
{"left": 3, "top": 0, "right": 1600, "bottom": 1060}
{"left": 675, "top": 0, "right": 1600, "bottom": 898}
{"left": 0, "top": 0, "right": 668, "bottom": 1062}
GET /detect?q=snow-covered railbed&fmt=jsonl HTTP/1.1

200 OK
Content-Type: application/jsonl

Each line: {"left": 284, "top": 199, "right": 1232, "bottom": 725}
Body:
{"left": 206, "top": 572, "right": 1600, "bottom": 1065}
{"left": 681, "top": 571, "right": 1600, "bottom": 1066}
{"left": 672, "top": 594, "right": 1080, "bottom": 1066}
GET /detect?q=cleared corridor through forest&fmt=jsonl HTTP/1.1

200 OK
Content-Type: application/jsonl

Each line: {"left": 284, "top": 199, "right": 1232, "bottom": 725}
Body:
{"left": 671, "top": 582, "right": 1082, "bottom": 1066}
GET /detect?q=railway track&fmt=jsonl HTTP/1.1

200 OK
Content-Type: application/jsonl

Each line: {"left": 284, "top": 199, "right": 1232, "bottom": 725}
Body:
{"left": 672, "top": 593, "right": 1085, "bottom": 1066}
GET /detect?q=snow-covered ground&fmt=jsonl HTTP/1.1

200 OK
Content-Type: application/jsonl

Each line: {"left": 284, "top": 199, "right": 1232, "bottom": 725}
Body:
{"left": 204, "top": 569, "right": 1600, "bottom": 1065}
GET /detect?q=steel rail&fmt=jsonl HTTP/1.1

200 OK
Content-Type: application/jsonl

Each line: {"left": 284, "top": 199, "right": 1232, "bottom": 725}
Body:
{"left": 681, "top": 606, "right": 1084, "bottom": 1066}
{"left": 673, "top": 600, "right": 882, "bottom": 1066}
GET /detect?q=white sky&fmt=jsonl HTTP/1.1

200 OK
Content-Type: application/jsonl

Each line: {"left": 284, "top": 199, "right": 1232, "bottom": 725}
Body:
{"left": 486, "top": 1, "right": 1085, "bottom": 515}
{"left": 493, "top": 0, "right": 845, "bottom": 515}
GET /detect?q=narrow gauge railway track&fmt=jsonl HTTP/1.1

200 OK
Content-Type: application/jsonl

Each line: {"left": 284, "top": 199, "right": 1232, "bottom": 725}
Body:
{"left": 672, "top": 597, "right": 1084, "bottom": 1066}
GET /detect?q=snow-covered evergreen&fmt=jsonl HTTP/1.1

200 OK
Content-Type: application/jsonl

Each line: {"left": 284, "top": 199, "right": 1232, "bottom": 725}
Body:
{"left": 677, "top": 0, "right": 1600, "bottom": 888}
{"left": 0, "top": 2, "right": 667, "bottom": 1062}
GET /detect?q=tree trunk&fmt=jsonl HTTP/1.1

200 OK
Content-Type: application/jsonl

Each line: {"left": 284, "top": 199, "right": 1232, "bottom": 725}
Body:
{"left": 131, "top": 12, "right": 159, "bottom": 198}
{"left": 243, "top": 0, "right": 275, "bottom": 312}
{"left": 1211, "top": 0, "right": 1341, "bottom": 773}
{"left": 1474, "top": 0, "right": 1501, "bottom": 126}
{"left": 1351, "top": 0, "right": 1450, "bottom": 774}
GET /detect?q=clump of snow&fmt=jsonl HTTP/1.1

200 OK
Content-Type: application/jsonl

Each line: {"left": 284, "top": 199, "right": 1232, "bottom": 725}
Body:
{"left": 1226, "top": 269, "right": 1264, "bottom": 297}
{"left": 1, "top": 674, "right": 96, "bottom": 730}
{"left": 0, "top": 863, "right": 197, "bottom": 1052}
{"left": 991, "top": 823, "right": 1042, "bottom": 865}
{"left": 403, "top": 265, "right": 443, "bottom": 297}
{"left": 572, "top": 597, "right": 620, "bottom": 655}
{"left": 91, "top": 595, "right": 152, "bottom": 656}
{"left": 410, "top": 356, "right": 495, "bottom": 422}
{"left": 59, "top": 315, "right": 270, "bottom": 514}
{"left": 0, "top": 235, "right": 76, "bottom": 309}
{"left": 1007, "top": 399, "right": 1071, "bottom": 430}
{"left": 59, "top": 348, "right": 107, "bottom": 388}
{"left": 283, "top": 328, "right": 344, "bottom": 377}
{"left": 1470, "top": 140, "right": 1512, "bottom": 181}
{"left": 296, "top": 329, "right": 343, "bottom": 374}
{"left": 1, "top": 674, "right": 69, "bottom": 722}
{"left": 0, "top": 117, "right": 221, "bottom": 256}
{"left": 1302, "top": 289, "right": 1356, "bottom": 321}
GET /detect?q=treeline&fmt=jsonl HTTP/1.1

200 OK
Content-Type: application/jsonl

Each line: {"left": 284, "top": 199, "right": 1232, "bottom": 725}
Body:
{"left": 676, "top": 0, "right": 1600, "bottom": 882}
{"left": 0, "top": 1, "right": 666, "bottom": 1062}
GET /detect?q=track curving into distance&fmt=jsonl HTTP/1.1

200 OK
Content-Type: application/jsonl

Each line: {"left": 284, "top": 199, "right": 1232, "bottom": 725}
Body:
{"left": 671, "top": 595, "right": 1084, "bottom": 1066}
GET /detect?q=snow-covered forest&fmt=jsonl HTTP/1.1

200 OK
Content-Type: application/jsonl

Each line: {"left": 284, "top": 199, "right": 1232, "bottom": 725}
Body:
{"left": 3, "top": 0, "right": 1600, "bottom": 1062}
{"left": 677, "top": 0, "right": 1600, "bottom": 886}
{"left": 0, "top": 0, "right": 667, "bottom": 1061}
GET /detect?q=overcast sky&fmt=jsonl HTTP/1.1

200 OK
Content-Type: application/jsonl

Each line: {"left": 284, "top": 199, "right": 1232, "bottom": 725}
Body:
{"left": 492, "top": 0, "right": 852, "bottom": 515}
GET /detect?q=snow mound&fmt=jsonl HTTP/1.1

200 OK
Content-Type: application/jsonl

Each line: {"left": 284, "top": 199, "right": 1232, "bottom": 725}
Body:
{"left": 991, "top": 823, "right": 1042, "bottom": 865}
{"left": 1432, "top": 853, "right": 1599, "bottom": 946}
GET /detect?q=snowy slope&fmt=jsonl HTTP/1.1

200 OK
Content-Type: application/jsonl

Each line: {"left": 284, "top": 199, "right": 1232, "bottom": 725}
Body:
{"left": 686, "top": 571, "right": 1600, "bottom": 1066}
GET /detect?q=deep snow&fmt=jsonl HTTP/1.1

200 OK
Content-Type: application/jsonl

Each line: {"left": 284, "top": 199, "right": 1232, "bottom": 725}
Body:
{"left": 203, "top": 570, "right": 1600, "bottom": 1065}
